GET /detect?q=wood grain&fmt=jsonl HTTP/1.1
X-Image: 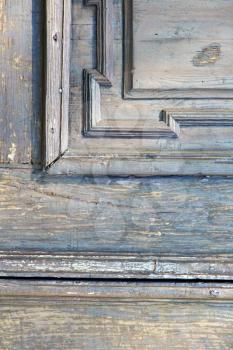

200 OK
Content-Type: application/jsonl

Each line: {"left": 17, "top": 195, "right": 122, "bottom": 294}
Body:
{"left": 60, "top": 0, "right": 72, "bottom": 154}
{"left": 0, "top": 281, "right": 233, "bottom": 349}
{"left": 0, "top": 0, "right": 42, "bottom": 165}
{"left": 45, "top": 0, "right": 71, "bottom": 166}
{"left": 45, "top": 0, "right": 64, "bottom": 166}
{"left": 63, "top": 0, "right": 233, "bottom": 176}
{"left": 161, "top": 110, "right": 233, "bottom": 137}
{"left": 1, "top": 169, "right": 233, "bottom": 278}
{"left": 126, "top": 0, "right": 233, "bottom": 98}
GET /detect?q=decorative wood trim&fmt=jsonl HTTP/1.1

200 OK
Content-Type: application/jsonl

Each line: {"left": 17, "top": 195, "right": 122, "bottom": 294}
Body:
{"left": 83, "top": 69, "right": 112, "bottom": 135}
{"left": 85, "top": 0, "right": 114, "bottom": 80}
{"left": 49, "top": 150, "right": 233, "bottom": 176}
{"left": 2, "top": 251, "right": 233, "bottom": 280}
{"left": 45, "top": 0, "right": 71, "bottom": 167}
{"left": 125, "top": 88, "right": 233, "bottom": 100}
{"left": 161, "top": 110, "right": 233, "bottom": 136}
{"left": 83, "top": 0, "right": 177, "bottom": 139}
{"left": 83, "top": 0, "right": 114, "bottom": 137}
{"left": 0, "top": 280, "right": 233, "bottom": 301}
{"left": 61, "top": 0, "right": 72, "bottom": 154}
{"left": 43, "top": 1, "right": 233, "bottom": 175}
{"left": 84, "top": 1, "right": 233, "bottom": 140}
{"left": 123, "top": 0, "right": 233, "bottom": 99}
{"left": 123, "top": 0, "right": 133, "bottom": 95}
{"left": 83, "top": 71, "right": 177, "bottom": 138}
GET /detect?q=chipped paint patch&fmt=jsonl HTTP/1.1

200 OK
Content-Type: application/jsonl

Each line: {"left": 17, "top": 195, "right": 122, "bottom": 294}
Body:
{"left": 11, "top": 54, "right": 24, "bottom": 70}
{"left": 8, "top": 143, "right": 16, "bottom": 162}
{"left": 193, "top": 43, "right": 221, "bottom": 66}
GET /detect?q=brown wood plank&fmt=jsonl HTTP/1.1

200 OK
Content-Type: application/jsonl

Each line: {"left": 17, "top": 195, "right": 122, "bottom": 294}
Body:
{"left": 0, "top": 0, "right": 42, "bottom": 165}
{"left": 45, "top": 0, "right": 71, "bottom": 166}
{"left": 0, "top": 281, "right": 233, "bottom": 349}
{"left": 128, "top": 0, "right": 233, "bottom": 96}
{"left": 45, "top": 0, "right": 64, "bottom": 166}
{"left": 60, "top": 0, "right": 233, "bottom": 176}
{"left": 60, "top": 0, "right": 71, "bottom": 154}
{"left": 0, "top": 169, "right": 233, "bottom": 278}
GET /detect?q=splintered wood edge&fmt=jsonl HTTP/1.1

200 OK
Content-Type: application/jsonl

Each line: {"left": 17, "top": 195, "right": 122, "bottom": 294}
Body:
{"left": 1, "top": 252, "right": 233, "bottom": 279}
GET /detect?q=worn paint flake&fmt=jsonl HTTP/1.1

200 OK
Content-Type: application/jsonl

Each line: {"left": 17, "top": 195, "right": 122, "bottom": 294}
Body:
{"left": 193, "top": 43, "right": 221, "bottom": 67}
{"left": 8, "top": 143, "right": 16, "bottom": 162}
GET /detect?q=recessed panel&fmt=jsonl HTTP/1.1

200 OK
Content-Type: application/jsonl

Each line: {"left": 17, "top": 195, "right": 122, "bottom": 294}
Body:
{"left": 126, "top": 0, "right": 233, "bottom": 97}
{"left": 62, "top": 0, "right": 233, "bottom": 176}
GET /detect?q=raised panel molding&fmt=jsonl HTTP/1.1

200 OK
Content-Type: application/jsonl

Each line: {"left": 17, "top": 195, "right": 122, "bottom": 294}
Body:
{"left": 83, "top": 69, "right": 176, "bottom": 138}
{"left": 85, "top": 0, "right": 114, "bottom": 80}
{"left": 83, "top": 0, "right": 176, "bottom": 139}
{"left": 47, "top": 0, "right": 233, "bottom": 175}
{"left": 83, "top": 0, "right": 113, "bottom": 136}
{"left": 83, "top": 0, "right": 233, "bottom": 140}
{"left": 161, "top": 110, "right": 233, "bottom": 137}
{"left": 83, "top": 70, "right": 176, "bottom": 138}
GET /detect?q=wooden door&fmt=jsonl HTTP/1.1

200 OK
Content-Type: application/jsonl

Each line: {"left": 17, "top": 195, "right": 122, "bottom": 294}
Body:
{"left": 1, "top": 1, "right": 233, "bottom": 349}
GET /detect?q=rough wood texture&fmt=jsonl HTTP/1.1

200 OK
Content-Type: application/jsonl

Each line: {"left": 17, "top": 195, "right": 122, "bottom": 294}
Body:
{"left": 161, "top": 110, "right": 233, "bottom": 137}
{"left": 60, "top": 0, "right": 71, "bottom": 154}
{"left": 0, "top": 281, "right": 233, "bottom": 349}
{"left": 0, "top": 0, "right": 71, "bottom": 167}
{"left": 125, "top": 0, "right": 233, "bottom": 98}
{"left": 1, "top": 169, "right": 233, "bottom": 278}
{"left": 0, "top": 0, "right": 42, "bottom": 165}
{"left": 45, "top": 0, "right": 64, "bottom": 166}
{"left": 59, "top": 0, "right": 233, "bottom": 175}
{"left": 82, "top": 0, "right": 115, "bottom": 137}
{"left": 45, "top": 0, "right": 71, "bottom": 166}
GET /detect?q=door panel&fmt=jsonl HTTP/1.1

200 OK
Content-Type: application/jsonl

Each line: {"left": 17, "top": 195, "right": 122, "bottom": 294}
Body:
{"left": 126, "top": 0, "right": 233, "bottom": 96}
{"left": 1, "top": 170, "right": 233, "bottom": 280}
{"left": 2, "top": 0, "right": 233, "bottom": 174}
{"left": 53, "top": 0, "right": 233, "bottom": 175}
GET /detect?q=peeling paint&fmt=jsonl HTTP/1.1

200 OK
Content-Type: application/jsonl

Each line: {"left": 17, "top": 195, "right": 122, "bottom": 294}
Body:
{"left": 193, "top": 43, "right": 221, "bottom": 67}
{"left": 8, "top": 143, "right": 16, "bottom": 162}
{"left": 11, "top": 54, "right": 24, "bottom": 70}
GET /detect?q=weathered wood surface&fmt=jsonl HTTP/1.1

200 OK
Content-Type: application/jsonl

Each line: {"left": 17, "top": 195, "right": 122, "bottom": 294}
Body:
{"left": 60, "top": 0, "right": 71, "bottom": 155}
{"left": 59, "top": 0, "right": 233, "bottom": 175}
{"left": 45, "top": 0, "right": 71, "bottom": 166}
{"left": 0, "top": 0, "right": 70, "bottom": 168}
{"left": 2, "top": 0, "right": 233, "bottom": 174}
{"left": 1, "top": 169, "right": 233, "bottom": 278}
{"left": 129, "top": 0, "right": 233, "bottom": 95}
{"left": 0, "top": 0, "right": 42, "bottom": 165}
{"left": 0, "top": 280, "right": 233, "bottom": 349}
